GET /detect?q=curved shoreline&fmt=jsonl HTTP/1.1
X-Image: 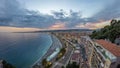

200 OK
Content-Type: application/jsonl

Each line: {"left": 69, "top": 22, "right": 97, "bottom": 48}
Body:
{"left": 31, "top": 34, "right": 53, "bottom": 67}
{"left": 32, "top": 34, "right": 62, "bottom": 68}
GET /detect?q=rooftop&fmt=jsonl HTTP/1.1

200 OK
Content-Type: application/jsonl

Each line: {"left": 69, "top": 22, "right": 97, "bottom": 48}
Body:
{"left": 71, "top": 53, "right": 80, "bottom": 61}
{"left": 96, "top": 40, "right": 120, "bottom": 57}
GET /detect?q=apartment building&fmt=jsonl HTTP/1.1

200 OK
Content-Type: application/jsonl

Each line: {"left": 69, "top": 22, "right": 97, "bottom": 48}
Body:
{"left": 80, "top": 36, "right": 120, "bottom": 68}
{"left": 94, "top": 40, "right": 120, "bottom": 68}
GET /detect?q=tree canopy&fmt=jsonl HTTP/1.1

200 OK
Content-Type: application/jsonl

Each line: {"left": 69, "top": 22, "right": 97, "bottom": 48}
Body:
{"left": 2, "top": 60, "right": 16, "bottom": 68}
{"left": 90, "top": 19, "right": 120, "bottom": 43}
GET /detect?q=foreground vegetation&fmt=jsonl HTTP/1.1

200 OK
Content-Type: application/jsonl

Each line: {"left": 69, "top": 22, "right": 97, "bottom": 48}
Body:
{"left": 1, "top": 60, "right": 16, "bottom": 68}
{"left": 90, "top": 19, "right": 120, "bottom": 43}
{"left": 41, "top": 48, "right": 66, "bottom": 68}
{"left": 66, "top": 62, "right": 79, "bottom": 68}
{"left": 56, "top": 48, "right": 66, "bottom": 61}
{"left": 42, "top": 59, "right": 52, "bottom": 68}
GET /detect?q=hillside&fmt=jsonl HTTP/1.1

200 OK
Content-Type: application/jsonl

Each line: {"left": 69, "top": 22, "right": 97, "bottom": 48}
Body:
{"left": 90, "top": 19, "right": 120, "bottom": 43}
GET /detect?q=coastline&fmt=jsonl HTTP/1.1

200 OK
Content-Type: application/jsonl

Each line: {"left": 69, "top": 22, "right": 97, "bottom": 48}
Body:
{"left": 32, "top": 34, "right": 62, "bottom": 68}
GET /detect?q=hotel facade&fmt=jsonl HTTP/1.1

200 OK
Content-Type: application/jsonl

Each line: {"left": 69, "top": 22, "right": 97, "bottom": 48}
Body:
{"left": 80, "top": 36, "right": 120, "bottom": 68}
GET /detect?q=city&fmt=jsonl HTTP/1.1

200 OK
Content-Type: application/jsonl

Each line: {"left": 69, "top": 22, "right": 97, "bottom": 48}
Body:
{"left": 0, "top": 22, "right": 120, "bottom": 68}
{"left": 0, "top": 0, "right": 120, "bottom": 68}
{"left": 32, "top": 20, "right": 120, "bottom": 68}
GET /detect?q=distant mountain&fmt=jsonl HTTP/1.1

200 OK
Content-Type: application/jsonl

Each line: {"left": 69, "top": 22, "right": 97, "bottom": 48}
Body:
{"left": 34, "top": 29, "right": 92, "bottom": 32}
{"left": 16, "top": 29, "right": 92, "bottom": 33}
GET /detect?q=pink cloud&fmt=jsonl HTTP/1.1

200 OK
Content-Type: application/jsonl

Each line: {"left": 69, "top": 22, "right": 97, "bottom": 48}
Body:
{"left": 0, "top": 26, "right": 41, "bottom": 32}
{"left": 76, "top": 20, "right": 111, "bottom": 29}
{"left": 49, "top": 22, "right": 66, "bottom": 30}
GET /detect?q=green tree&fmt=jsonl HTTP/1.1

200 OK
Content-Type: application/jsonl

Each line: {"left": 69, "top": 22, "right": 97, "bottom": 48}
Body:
{"left": 90, "top": 19, "right": 120, "bottom": 43}
{"left": 66, "top": 62, "right": 79, "bottom": 68}
{"left": 2, "top": 60, "right": 16, "bottom": 68}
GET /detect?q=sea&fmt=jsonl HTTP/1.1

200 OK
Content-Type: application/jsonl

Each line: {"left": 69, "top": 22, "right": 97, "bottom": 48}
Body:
{"left": 0, "top": 33, "right": 52, "bottom": 68}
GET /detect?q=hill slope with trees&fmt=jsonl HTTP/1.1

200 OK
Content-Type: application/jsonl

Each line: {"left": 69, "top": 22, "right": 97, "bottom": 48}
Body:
{"left": 90, "top": 19, "right": 120, "bottom": 43}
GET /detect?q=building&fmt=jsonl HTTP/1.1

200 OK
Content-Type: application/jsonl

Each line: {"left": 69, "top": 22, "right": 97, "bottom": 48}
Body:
{"left": 80, "top": 36, "right": 120, "bottom": 68}
{"left": 80, "top": 36, "right": 95, "bottom": 68}
{"left": 115, "top": 37, "right": 120, "bottom": 46}
{"left": 70, "top": 50, "right": 80, "bottom": 64}
{"left": 93, "top": 40, "right": 120, "bottom": 68}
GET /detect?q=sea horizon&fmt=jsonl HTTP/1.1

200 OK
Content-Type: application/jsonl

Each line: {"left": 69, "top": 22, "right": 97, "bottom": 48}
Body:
{"left": 0, "top": 33, "right": 52, "bottom": 68}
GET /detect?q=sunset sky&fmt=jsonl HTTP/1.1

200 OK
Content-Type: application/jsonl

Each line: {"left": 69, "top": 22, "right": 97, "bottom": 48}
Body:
{"left": 0, "top": 0, "right": 120, "bottom": 32}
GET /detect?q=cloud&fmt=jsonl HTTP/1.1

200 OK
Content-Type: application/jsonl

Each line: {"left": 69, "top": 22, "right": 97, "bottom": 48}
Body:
{"left": 49, "top": 21, "right": 66, "bottom": 30}
{"left": 52, "top": 9, "right": 66, "bottom": 19}
{"left": 0, "top": 0, "right": 56, "bottom": 28}
{"left": 93, "top": 0, "right": 120, "bottom": 21}
{"left": 0, "top": 26, "right": 40, "bottom": 32}
{"left": 74, "top": 0, "right": 120, "bottom": 29}
{"left": 76, "top": 20, "right": 111, "bottom": 29}
{"left": 0, "top": 0, "right": 119, "bottom": 29}
{"left": 0, "top": 0, "right": 27, "bottom": 17}
{"left": 51, "top": 10, "right": 87, "bottom": 28}
{"left": 0, "top": 0, "right": 88, "bottom": 29}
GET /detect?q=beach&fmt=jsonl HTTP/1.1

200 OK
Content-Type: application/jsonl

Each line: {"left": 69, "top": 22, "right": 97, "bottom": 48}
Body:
{"left": 32, "top": 34, "right": 62, "bottom": 68}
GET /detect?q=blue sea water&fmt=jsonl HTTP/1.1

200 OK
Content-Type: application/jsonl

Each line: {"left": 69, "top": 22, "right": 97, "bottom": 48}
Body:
{"left": 0, "top": 33, "right": 52, "bottom": 68}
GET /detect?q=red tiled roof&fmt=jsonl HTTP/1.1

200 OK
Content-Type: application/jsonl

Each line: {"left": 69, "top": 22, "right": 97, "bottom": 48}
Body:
{"left": 96, "top": 40, "right": 120, "bottom": 57}
{"left": 71, "top": 53, "right": 80, "bottom": 61}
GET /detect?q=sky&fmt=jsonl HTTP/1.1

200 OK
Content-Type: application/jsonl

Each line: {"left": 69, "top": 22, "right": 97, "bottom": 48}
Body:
{"left": 19, "top": 0, "right": 115, "bottom": 17}
{"left": 0, "top": 0, "right": 120, "bottom": 31}
{"left": 18, "top": 0, "right": 108, "bottom": 17}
